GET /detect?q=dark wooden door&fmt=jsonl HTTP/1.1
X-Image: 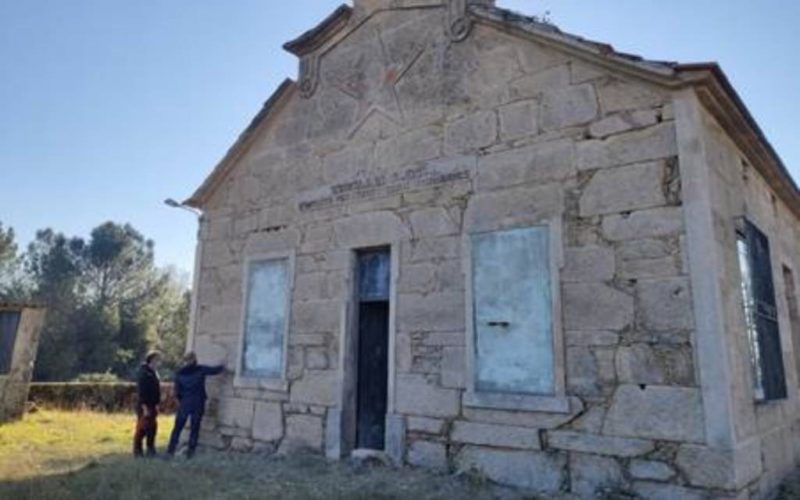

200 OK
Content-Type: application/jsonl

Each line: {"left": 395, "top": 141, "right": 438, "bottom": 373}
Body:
{"left": 0, "top": 311, "right": 21, "bottom": 374}
{"left": 355, "top": 249, "right": 390, "bottom": 450}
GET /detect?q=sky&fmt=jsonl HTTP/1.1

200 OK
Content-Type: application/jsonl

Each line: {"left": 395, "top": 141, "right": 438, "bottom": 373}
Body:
{"left": 1, "top": 1, "right": 798, "bottom": 276}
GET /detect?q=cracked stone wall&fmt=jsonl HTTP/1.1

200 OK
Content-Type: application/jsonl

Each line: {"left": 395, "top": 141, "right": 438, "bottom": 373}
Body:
{"left": 186, "top": 4, "right": 775, "bottom": 497}
{"left": 0, "top": 307, "right": 46, "bottom": 422}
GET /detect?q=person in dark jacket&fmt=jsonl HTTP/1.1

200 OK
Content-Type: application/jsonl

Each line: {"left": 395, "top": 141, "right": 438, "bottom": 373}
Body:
{"left": 133, "top": 351, "right": 161, "bottom": 457}
{"left": 167, "top": 351, "right": 225, "bottom": 458}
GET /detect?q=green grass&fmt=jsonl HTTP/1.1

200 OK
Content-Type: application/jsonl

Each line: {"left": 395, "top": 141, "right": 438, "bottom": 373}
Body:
{"left": 0, "top": 410, "right": 535, "bottom": 500}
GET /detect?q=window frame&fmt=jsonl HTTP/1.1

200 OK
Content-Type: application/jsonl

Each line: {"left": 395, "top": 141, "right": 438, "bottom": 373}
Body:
{"left": 234, "top": 250, "right": 295, "bottom": 391}
{"left": 462, "top": 219, "right": 568, "bottom": 413}
{"left": 735, "top": 218, "right": 787, "bottom": 402}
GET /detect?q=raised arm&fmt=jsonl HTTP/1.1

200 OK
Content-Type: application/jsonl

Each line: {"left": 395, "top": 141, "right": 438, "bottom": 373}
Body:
{"left": 201, "top": 364, "right": 225, "bottom": 376}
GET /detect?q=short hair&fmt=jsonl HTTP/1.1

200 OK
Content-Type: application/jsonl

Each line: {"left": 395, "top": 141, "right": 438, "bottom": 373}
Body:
{"left": 183, "top": 351, "right": 198, "bottom": 365}
{"left": 145, "top": 351, "right": 161, "bottom": 364}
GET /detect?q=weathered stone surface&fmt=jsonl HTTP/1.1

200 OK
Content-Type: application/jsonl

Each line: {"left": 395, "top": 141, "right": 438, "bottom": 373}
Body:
{"left": 598, "top": 80, "right": 665, "bottom": 113}
{"left": 499, "top": 100, "right": 539, "bottom": 140}
{"left": 628, "top": 460, "right": 676, "bottom": 481}
{"left": 290, "top": 370, "right": 337, "bottom": 407}
{"left": 441, "top": 346, "right": 466, "bottom": 388}
{"left": 407, "top": 440, "right": 448, "bottom": 470}
{"left": 510, "top": 65, "right": 570, "bottom": 99}
{"left": 602, "top": 207, "right": 683, "bottom": 241}
{"left": 615, "top": 344, "right": 694, "bottom": 385}
{"left": 395, "top": 374, "right": 460, "bottom": 417}
{"left": 577, "top": 122, "right": 677, "bottom": 171}
{"left": 218, "top": 397, "right": 255, "bottom": 429}
{"left": 252, "top": 401, "right": 283, "bottom": 442}
{"left": 566, "top": 346, "right": 602, "bottom": 395}
{"left": 547, "top": 430, "right": 654, "bottom": 457}
{"left": 463, "top": 399, "right": 583, "bottom": 430}
{"left": 283, "top": 414, "right": 323, "bottom": 451}
{"left": 675, "top": 445, "right": 762, "bottom": 490}
{"left": 589, "top": 110, "right": 659, "bottom": 139}
{"left": 476, "top": 139, "right": 575, "bottom": 191}
{"left": 396, "top": 292, "right": 464, "bottom": 332}
{"left": 375, "top": 125, "right": 442, "bottom": 170}
{"left": 407, "top": 416, "right": 445, "bottom": 434}
{"left": 445, "top": 111, "right": 497, "bottom": 154}
{"left": 456, "top": 446, "right": 566, "bottom": 492}
{"left": 322, "top": 143, "right": 373, "bottom": 185}
{"left": 563, "top": 283, "right": 633, "bottom": 331}
{"left": 562, "top": 245, "right": 615, "bottom": 282}
{"left": 570, "top": 454, "right": 625, "bottom": 497}
{"left": 636, "top": 278, "right": 694, "bottom": 331}
{"left": 604, "top": 385, "right": 705, "bottom": 443}
{"left": 632, "top": 482, "right": 705, "bottom": 500}
{"left": 464, "top": 184, "right": 563, "bottom": 232}
{"left": 334, "top": 211, "right": 411, "bottom": 248}
{"left": 565, "top": 330, "right": 619, "bottom": 347}
{"left": 451, "top": 421, "right": 541, "bottom": 450}
{"left": 409, "top": 208, "right": 459, "bottom": 238}
{"left": 579, "top": 161, "right": 666, "bottom": 216}
{"left": 540, "top": 84, "right": 598, "bottom": 130}
{"left": 292, "top": 300, "right": 341, "bottom": 333}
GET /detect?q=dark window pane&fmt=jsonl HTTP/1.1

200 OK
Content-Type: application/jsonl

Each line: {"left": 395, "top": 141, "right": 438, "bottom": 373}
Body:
{"left": 0, "top": 311, "right": 21, "bottom": 375}
{"left": 358, "top": 250, "right": 390, "bottom": 301}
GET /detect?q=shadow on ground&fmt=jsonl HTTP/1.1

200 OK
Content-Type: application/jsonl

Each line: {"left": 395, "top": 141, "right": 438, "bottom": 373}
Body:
{"left": 0, "top": 449, "right": 548, "bottom": 500}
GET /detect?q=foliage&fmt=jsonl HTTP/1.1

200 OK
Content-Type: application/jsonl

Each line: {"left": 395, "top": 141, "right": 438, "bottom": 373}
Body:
{"left": 73, "top": 372, "right": 122, "bottom": 383}
{"left": 0, "top": 220, "right": 190, "bottom": 381}
{"left": 28, "top": 382, "right": 178, "bottom": 413}
{"left": 0, "top": 222, "right": 29, "bottom": 301}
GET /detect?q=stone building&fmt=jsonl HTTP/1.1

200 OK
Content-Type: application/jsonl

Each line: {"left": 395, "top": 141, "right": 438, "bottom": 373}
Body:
{"left": 0, "top": 303, "right": 46, "bottom": 422}
{"left": 183, "top": 1, "right": 800, "bottom": 497}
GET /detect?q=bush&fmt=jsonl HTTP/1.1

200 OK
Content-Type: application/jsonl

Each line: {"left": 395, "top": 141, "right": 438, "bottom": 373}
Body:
{"left": 73, "top": 372, "right": 122, "bottom": 383}
{"left": 28, "top": 383, "right": 178, "bottom": 414}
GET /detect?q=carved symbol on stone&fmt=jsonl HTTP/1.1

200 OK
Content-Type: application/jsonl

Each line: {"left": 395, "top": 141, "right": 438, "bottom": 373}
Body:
{"left": 447, "top": 0, "right": 473, "bottom": 42}
{"left": 332, "top": 28, "right": 426, "bottom": 137}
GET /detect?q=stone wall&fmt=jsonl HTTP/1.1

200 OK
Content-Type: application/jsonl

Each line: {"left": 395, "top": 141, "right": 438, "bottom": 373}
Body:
{"left": 188, "top": 4, "right": 756, "bottom": 497}
{"left": 0, "top": 307, "right": 46, "bottom": 422}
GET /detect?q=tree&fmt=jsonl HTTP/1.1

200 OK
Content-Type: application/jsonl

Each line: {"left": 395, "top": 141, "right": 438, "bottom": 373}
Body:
{"left": 0, "top": 222, "right": 29, "bottom": 301}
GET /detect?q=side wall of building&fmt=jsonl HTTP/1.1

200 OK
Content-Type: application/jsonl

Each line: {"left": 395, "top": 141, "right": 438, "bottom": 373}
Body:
{"left": 190, "top": 7, "right": 713, "bottom": 496}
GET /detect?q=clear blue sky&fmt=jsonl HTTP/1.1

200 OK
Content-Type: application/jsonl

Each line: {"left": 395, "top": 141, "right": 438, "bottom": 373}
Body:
{"left": 1, "top": 1, "right": 798, "bottom": 275}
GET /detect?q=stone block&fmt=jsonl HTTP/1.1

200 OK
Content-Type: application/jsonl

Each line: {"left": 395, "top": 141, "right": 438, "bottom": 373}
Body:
{"left": 570, "top": 454, "right": 625, "bottom": 498}
{"left": 304, "top": 347, "right": 329, "bottom": 370}
{"left": 675, "top": 444, "right": 762, "bottom": 490}
{"left": 510, "top": 64, "right": 571, "bottom": 99}
{"left": 598, "top": 80, "right": 665, "bottom": 113}
{"left": 463, "top": 399, "right": 583, "bottom": 430}
{"left": 451, "top": 421, "right": 542, "bottom": 450}
{"left": 602, "top": 207, "right": 683, "bottom": 241}
{"left": 577, "top": 122, "right": 677, "bottom": 171}
{"left": 283, "top": 414, "right": 323, "bottom": 451}
{"left": 395, "top": 373, "right": 459, "bottom": 417}
{"left": 579, "top": 161, "right": 667, "bottom": 216}
{"left": 463, "top": 184, "right": 563, "bottom": 233}
{"left": 292, "top": 300, "right": 341, "bottom": 333}
{"left": 375, "top": 125, "right": 442, "bottom": 170}
{"left": 565, "top": 330, "right": 619, "bottom": 347}
{"left": 636, "top": 277, "right": 694, "bottom": 331}
{"left": 290, "top": 370, "right": 337, "bottom": 407}
{"left": 218, "top": 397, "right": 255, "bottom": 429}
{"left": 615, "top": 344, "right": 694, "bottom": 385}
{"left": 409, "top": 208, "right": 459, "bottom": 238}
{"left": 563, "top": 283, "right": 633, "bottom": 331}
{"left": 455, "top": 446, "right": 566, "bottom": 492}
{"left": 445, "top": 110, "right": 497, "bottom": 154}
{"left": 386, "top": 413, "right": 406, "bottom": 465}
{"left": 589, "top": 109, "right": 659, "bottom": 138}
{"left": 334, "top": 211, "right": 411, "bottom": 248}
{"left": 566, "top": 346, "right": 601, "bottom": 395}
{"left": 404, "top": 236, "right": 460, "bottom": 263}
{"left": 396, "top": 292, "right": 464, "bottom": 332}
{"left": 547, "top": 430, "right": 654, "bottom": 457}
{"left": 407, "top": 440, "right": 448, "bottom": 471}
{"left": 499, "top": 100, "right": 539, "bottom": 140}
{"left": 628, "top": 460, "right": 676, "bottom": 481}
{"left": 540, "top": 83, "right": 598, "bottom": 130}
{"left": 322, "top": 142, "right": 373, "bottom": 185}
{"left": 632, "top": 482, "right": 705, "bottom": 500}
{"left": 441, "top": 346, "right": 465, "bottom": 389}
{"left": 562, "top": 245, "right": 615, "bottom": 282}
{"left": 407, "top": 416, "right": 445, "bottom": 434}
{"left": 603, "top": 385, "right": 705, "bottom": 443}
{"left": 252, "top": 401, "right": 283, "bottom": 442}
{"left": 476, "top": 139, "right": 575, "bottom": 191}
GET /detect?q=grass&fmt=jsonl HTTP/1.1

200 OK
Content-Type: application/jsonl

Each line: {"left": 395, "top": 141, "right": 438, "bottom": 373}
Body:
{"left": 0, "top": 410, "right": 533, "bottom": 500}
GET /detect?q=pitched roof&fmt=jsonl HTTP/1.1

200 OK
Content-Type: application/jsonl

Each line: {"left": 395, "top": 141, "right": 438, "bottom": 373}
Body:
{"left": 186, "top": 3, "right": 799, "bottom": 216}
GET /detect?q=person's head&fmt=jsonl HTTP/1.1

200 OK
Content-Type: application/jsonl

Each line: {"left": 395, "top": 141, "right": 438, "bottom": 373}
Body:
{"left": 145, "top": 351, "right": 161, "bottom": 369}
{"left": 183, "top": 351, "right": 198, "bottom": 367}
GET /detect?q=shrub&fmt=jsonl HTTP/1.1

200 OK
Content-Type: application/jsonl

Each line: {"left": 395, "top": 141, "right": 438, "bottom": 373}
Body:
{"left": 28, "top": 382, "right": 178, "bottom": 414}
{"left": 74, "top": 372, "right": 122, "bottom": 383}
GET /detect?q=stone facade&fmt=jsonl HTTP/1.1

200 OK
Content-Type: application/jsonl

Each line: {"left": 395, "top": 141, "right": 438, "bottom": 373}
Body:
{"left": 184, "top": 1, "right": 800, "bottom": 497}
{"left": 0, "top": 305, "right": 46, "bottom": 422}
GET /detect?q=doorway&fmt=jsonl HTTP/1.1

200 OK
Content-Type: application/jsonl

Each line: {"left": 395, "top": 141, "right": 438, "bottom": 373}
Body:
{"left": 354, "top": 248, "right": 391, "bottom": 450}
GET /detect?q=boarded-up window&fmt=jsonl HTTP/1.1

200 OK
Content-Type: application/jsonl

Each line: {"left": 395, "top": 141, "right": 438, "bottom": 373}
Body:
{"left": 737, "top": 220, "right": 787, "bottom": 401}
{"left": 471, "top": 226, "right": 554, "bottom": 395}
{"left": 0, "top": 311, "right": 21, "bottom": 375}
{"left": 241, "top": 258, "right": 289, "bottom": 379}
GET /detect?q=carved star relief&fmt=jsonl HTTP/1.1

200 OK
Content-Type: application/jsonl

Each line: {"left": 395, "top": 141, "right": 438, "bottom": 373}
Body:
{"left": 333, "top": 28, "right": 426, "bottom": 137}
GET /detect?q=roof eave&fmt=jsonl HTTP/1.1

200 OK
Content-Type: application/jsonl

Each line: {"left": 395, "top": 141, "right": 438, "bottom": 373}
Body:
{"left": 283, "top": 4, "right": 353, "bottom": 57}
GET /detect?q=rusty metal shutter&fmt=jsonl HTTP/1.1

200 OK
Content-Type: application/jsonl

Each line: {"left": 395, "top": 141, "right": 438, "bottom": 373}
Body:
{"left": 0, "top": 311, "right": 21, "bottom": 375}
{"left": 744, "top": 220, "right": 787, "bottom": 400}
